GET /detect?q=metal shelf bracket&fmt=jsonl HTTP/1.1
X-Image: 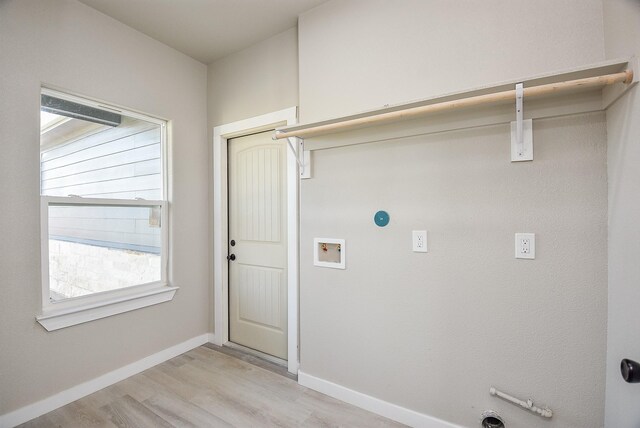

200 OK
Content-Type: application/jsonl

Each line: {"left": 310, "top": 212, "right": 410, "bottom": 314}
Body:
{"left": 511, "top": 82, "right": 533, "bottom": 162}
{"left": 282, "top": 135, "right": 311, "bottom": 179}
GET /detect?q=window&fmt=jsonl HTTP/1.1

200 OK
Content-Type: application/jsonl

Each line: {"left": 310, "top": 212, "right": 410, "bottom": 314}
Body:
{"left": 37, "top": 88, "right": 176, "bottom": 331}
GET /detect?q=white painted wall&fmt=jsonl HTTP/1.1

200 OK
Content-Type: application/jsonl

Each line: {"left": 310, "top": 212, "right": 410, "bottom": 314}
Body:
{"left": 299, "top": 114, "right": 608, "bottom": 428}
{"left": 0, "top": 0, "right": 209, "bottom": 416}
{"left": 297, "top": 1, "right": 608, "bottom": 427}
{"left": 603, "top": 1, "right": 640, "bottom": 427}
{"left": 207, "top": 27, "right": 299, "bottom": 128}
{"left": 298, "top": 0, "right": 605, "bottom": 123}
{"left": 5, "top": 0, "right": 618, "bottom": 426}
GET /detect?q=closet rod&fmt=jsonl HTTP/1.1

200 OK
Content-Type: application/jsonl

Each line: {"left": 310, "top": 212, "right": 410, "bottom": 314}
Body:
{"left": 274, "top": 69, "right": 633, "bottom": 140}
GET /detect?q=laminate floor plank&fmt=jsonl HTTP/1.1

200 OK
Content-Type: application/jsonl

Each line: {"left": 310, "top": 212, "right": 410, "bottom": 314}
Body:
{"left": 190, "top": 389, "right": 307, "bottom": 428}
{"left": 165, "top": 353, "right": 196, "bottom": 368}
{"left": 40, "top": 401, "right": 116, "bottom": 428}
{"left": 140, "top": 365, "right": 202, "bottom": 401}
{"left": 17, "top": 346, "right": 405, "bottom": 428}
{"left": 113, "top": 375, "right": 158, "bottom": 403}
{"left": 76, "top": 383, "right": 129, "bottom": 411}
{"left": 141, "top": 392, "right": 231, "bottom": 428}
{"left": 296, "top": 388, "right": 403, "bottom": 428}
{"left": 100, "top": 394, "right": 173, "bottom": 428}
{"left": 176, "top": 363, "right": 313, "bottom": 426}
{"left": 18, "top": 413, "right": 61, "bottom": 428}
{"left": 184, "top": 355, "right": 306, "bottom": 406}
{"left": 189, "top": 348, "right": 303, "bottom": 402}
{"left": 202, "top": 343, "right": 296, "bottom": 380}
{"left": 175, "top": 360, "right": 309, "bottom": 424}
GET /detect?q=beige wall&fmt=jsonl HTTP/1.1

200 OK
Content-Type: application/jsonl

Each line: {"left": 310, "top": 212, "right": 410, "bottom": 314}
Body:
{"left": 207, "top": 27, "right": 299, "bottom": 128}
{"left": 0, "top": 0, "right": 623, "bottom": 426}
{"left": 298, "top": 0, "right": 605, "bottom": 123}
{"left": 300, "top": 114, "right": 608, "bottom": 428}
{"left": 603, "top": 1, "right": 640, "bottom": 427}
{"left": 0, "top": 0, "right": 209, "bottom": 415}
{"left": 297, "top": 1, "right": 608, "bottom": 427}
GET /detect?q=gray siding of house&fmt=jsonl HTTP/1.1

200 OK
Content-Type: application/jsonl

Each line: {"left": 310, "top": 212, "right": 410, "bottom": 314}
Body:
{"left": 41, "top": 118, "right": 162, "bottom": 252}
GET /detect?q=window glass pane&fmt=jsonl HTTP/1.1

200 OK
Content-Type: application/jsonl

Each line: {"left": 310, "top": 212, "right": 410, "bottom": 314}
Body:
{"left": 40, "top": 96, "right": 162, "bottom": 200}
{"left": 47, "top": 203, "right": 162, "bottom": 301}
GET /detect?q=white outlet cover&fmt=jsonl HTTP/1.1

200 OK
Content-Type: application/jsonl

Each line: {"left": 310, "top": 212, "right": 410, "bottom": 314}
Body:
{"left": 515, "top": 233, "right": 535, "bottom": 259}
{"left": 412, "top": 230, "right": 428, "bottom": 253}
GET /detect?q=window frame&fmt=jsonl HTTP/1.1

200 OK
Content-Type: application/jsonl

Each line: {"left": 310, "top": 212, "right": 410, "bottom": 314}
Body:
{"left": 37, "top": 88, "right": 176, "bottom": 331}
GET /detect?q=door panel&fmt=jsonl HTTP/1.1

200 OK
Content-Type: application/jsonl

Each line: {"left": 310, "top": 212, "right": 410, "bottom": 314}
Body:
{"left": 236, "top": 146, "right": 281, "bottom": 242}
{"left": 238, "top": 265, "right": 283, "bottom": 328}
{"left": 228, "top": 131, "right": 287, "bottom": 360}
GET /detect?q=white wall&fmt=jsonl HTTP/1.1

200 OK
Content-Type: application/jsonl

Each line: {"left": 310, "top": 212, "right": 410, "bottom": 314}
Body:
{"left": 300, "top": 114, "right": 608, "bottom": 428}
{"left": 298, "top": 0, "right": 605, "bottom": 123}
{"left": 0, "top": 0, "right": 209, "bottom": 416}
{"left": 603, "top": 1, "right": 640, "bottom": 427}
{"left": 297, "top": 1, "right": 608, "bottom": 427}
{"left": 207, "top": 27, "right": 299, "bottom": 128}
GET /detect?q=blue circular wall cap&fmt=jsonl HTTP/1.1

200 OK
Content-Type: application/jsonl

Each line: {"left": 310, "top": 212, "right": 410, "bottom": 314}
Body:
{"left": 374, "top": 210, "right": 390, "bottom": 227}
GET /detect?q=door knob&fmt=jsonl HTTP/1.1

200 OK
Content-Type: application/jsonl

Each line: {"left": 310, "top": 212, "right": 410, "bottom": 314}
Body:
{"left": 227, "top": 254, "right": 236, "bottom": 261}
{"left": 230, "top": 240, "right": 236, "bottom": 246}
{"left": 621, "top": 359, "right": 640, "bottom": 383}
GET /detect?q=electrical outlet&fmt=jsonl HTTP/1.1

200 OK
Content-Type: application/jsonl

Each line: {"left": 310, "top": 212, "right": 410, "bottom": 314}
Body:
{"left": 515, "top": 233, "right": 535, "bottom": 259}
{"left": 412, "top": 230, "right": 428, "bottom": 253}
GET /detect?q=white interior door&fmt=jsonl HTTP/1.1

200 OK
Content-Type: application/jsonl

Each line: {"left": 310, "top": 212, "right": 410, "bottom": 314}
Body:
{"left": 228, "top": 131, "right": 287, "bottom": 360}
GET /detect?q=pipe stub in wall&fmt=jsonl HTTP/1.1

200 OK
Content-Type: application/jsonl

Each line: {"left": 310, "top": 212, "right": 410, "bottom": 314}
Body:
{"left": 481, "top": 410, "right": 505, "bottom": 428}
{"left": 621, "top": 358, "right": 640, "bottom": 383}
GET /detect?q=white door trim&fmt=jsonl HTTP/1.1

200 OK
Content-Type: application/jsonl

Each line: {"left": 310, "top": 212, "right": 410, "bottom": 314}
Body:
{"left": 212, "top": 107, "right": 299, "bottom": 374}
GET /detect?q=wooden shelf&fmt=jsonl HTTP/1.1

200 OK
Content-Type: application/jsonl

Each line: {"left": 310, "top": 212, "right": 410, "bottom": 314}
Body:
{"left": 275, "top": 57, "right": 638, "bottom": 142}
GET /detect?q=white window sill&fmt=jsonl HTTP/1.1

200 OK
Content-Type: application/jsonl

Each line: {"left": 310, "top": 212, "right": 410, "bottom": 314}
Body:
{"left": 36, "top": 285, "right": 179, "bottom": 331}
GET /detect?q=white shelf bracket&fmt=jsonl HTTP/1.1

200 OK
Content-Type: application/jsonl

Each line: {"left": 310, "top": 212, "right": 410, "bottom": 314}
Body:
{"left": 511, "top": 82, "right": 533, "bottom": 162}
{"left": 299, "top": 139, "right": 311, "bottom": 179}
{"left": 283, "top": 136, "right": 311, "bottom": 179}
{"left": 516, "top": 83, "right": 524, "bottom": 153}
{"left": 285, "top": 136, "right": 304, "bottom": 168}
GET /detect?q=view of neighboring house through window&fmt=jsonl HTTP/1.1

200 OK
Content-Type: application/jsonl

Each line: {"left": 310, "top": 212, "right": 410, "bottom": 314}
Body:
{"left": 40, "top": 89, "right": 167, "bottom": 302}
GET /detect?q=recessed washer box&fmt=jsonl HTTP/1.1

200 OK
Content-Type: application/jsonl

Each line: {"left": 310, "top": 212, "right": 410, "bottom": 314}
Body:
{"left": 314, "top": 238, "right": 345, "bottom": 269}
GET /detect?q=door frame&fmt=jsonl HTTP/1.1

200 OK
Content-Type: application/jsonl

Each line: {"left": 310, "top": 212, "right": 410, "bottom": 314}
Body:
{"left": 212, "top": 107, "right": 299, "bottom": 374}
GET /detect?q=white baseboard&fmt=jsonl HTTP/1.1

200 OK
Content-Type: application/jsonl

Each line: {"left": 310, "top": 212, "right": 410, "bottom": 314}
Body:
{"left": 0, "top": 333, "right": 212, "bottom": 428}
{"left": 297, "top": 371, "right": 464, "bottom": 428}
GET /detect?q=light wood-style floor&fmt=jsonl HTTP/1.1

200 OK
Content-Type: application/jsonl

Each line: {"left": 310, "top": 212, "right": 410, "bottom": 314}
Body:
{"left": 19, "top": 346, "right": 404, "bottom": 427}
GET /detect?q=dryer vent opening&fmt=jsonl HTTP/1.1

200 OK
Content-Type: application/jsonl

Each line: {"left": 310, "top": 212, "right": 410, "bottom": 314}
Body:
{"left": 481, "top": 410, "right": 505, "bottom": 428}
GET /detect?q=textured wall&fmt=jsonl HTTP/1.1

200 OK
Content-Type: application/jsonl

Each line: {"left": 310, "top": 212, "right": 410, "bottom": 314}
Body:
{"left": 300, "top": 113, "right": 608, "bottom": 428}
{"left": 298, "top": 0, "right": 605, "bottom": 123}
{"left": 603, "top": 0, "right": 640, "bottom": 426}
{"left": 296, "top": 2, "right": 609, "bottom": 426}
{"left": 207, "top": 27, "right": 299, "bottom": 128}
{"left": 0, "top": 0, "right": 209, "bottom": 415}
